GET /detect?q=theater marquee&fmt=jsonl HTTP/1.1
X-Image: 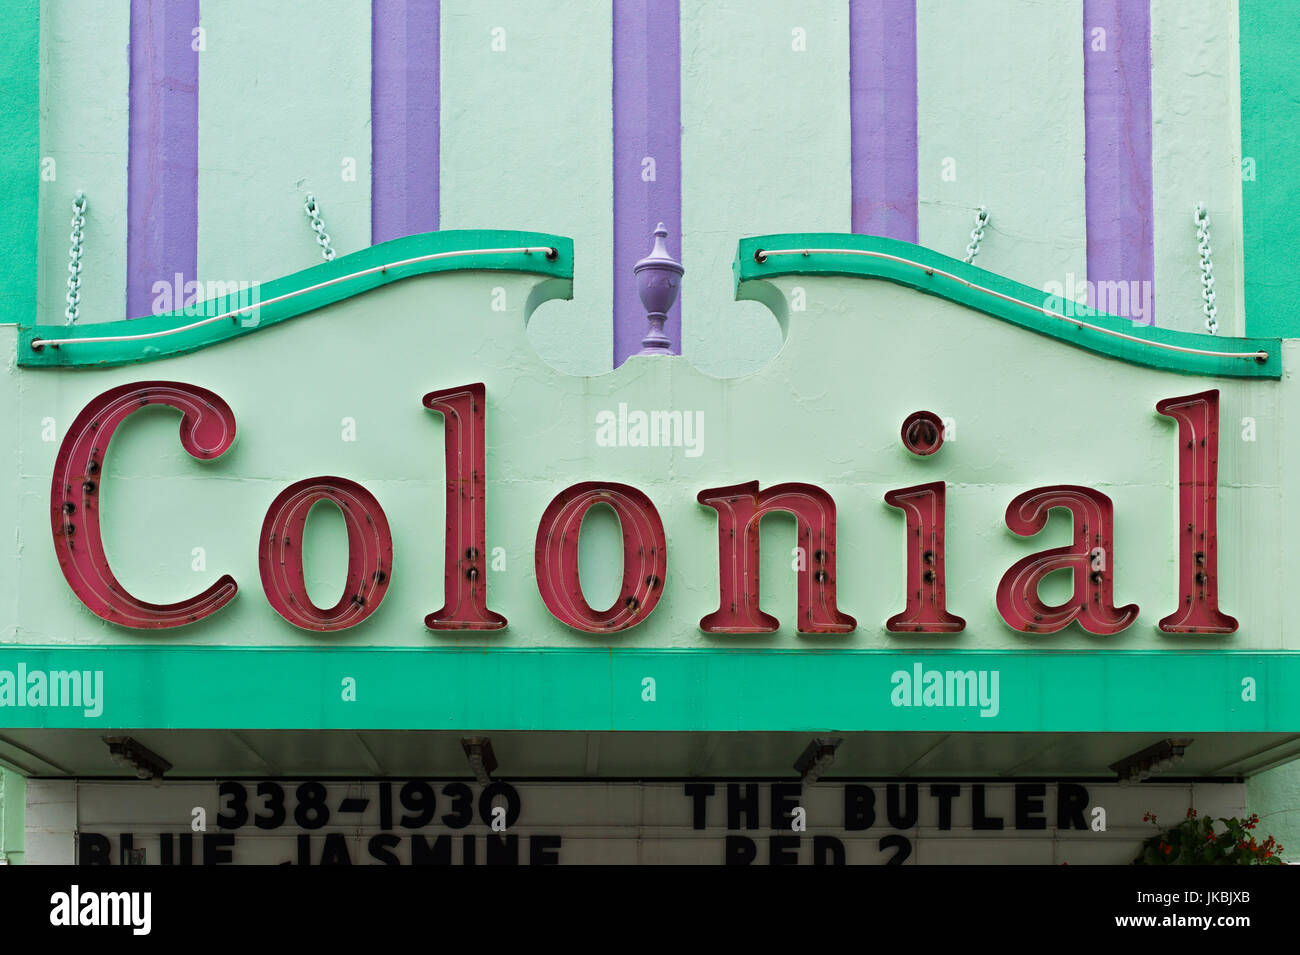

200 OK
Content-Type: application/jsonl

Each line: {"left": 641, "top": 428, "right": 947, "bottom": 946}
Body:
{"left": 2, "top": 230, "right": 1297, "bottom": 735}
{"left": 25, "top": 778, "right": 1247, "bottom": 866}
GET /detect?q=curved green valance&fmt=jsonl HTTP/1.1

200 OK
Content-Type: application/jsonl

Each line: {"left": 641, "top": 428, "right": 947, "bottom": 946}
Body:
{"left": 19, "top": 230, "right": 573, "bottom": 368}
{"left": 733, "top": 233, "right": 1280, "bottom": 380}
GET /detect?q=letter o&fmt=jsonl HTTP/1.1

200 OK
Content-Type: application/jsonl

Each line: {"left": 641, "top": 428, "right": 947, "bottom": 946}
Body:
{"left": 259, "top": 477, "right": 393, "bottom": 631}
{"left": 534, "top": 482, "right": 667, "bottom": 632}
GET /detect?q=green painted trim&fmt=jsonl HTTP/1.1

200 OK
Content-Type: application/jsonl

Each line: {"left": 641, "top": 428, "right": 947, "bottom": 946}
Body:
{"left": 733, "top": 234, "right": 1281, "bottom": 379}
{"left": 1239, "top": 2, "right": 1300, "bottom": 339}
{"left": 0, "top": 0, "right": 39, "bottom": 326}
{"left": 0, "top": 646, "right": 1295, "bottom": 732}
{"left": 17, "top": 230, "right": 574, "bottom": 368}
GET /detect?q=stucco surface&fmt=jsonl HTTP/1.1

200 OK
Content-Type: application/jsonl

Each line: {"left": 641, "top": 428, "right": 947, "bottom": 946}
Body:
{"left": 441, "top": 0, "right": 614, "bottom": 377}
{"left": 680, "top": 0, "right": 850, "bottom": 377}
{"left": 1247, "top": 758, "right": 1300, "bottom": 857}
{"left": 197, "top": 1, "right": 372, "bottom": 296}
{"left": 917, "top": 0, "right": 1086, "bottom": 296}
{"left": 1150, "top": 0, "right": 1244, "bottom": 335}
{"left": 38, "top": 0, "right": 129, "bottom": 327}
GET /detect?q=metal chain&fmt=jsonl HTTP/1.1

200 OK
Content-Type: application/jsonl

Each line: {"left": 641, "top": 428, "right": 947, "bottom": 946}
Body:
{"left": 65, "top": 191, "right": 87, "bottom": 325}
{"left": 303, "top": 193, "right": 336, "bottom": 261}
{"left": 963, "top": 205, "right": 989, "bottom": 264}
{"left": 1194, "top": 202, "right": 1217, "bottom": 335}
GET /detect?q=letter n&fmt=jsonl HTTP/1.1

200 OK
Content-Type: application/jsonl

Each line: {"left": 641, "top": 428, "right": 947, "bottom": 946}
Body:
{"left": 1156, "top": 390, "right": 1238, "bottom": 633}
{"left": 996, "top": 486, "right": 1138, "bottom": 634}
{"left": 697, "top": 481, "right": 856, "bottom": 633}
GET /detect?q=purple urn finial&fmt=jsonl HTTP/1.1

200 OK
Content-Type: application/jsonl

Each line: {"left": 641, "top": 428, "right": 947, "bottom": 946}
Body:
{"left": 634, "top": 222, "right": 683, "bottom": 356}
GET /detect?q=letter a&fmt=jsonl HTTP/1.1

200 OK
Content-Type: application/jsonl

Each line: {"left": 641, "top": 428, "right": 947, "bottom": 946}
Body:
{"left": 996, "top": 486, "right": 1138, "bottom": 634}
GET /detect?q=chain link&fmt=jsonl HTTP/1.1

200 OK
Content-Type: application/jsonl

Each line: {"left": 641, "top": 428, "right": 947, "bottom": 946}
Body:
{"left": 303, "top": 193, "right": 336, "bottom": 261}
{"left": 963, "top": 205, "right": 989, "bottom": 264}
{"left": 1194, "top": 201, "right": 1217, "bottom": 335}
{"left": 65, "top": 191, "right": 87, "bottom": 325}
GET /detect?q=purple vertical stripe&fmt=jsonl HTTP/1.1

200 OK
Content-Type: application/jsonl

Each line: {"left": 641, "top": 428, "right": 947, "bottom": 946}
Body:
{"left": 127, "top": 0, "right": 199, "bottom": 319}
{"left": 372, "top": 0, "right": 440, "bottom": 244}
{"left": 849, "top": 0, "right": 918, "bottom": 241}
{"left": 1083, "top": 0, "right": 1154, "bottom": 324}
{"left": 613, "top": 0, "right": 681, "bottom": 365}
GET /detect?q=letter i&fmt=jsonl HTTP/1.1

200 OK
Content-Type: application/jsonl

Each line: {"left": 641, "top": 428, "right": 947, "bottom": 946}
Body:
{"left": 884, "top": 482, "right": 965, "bottom": 632}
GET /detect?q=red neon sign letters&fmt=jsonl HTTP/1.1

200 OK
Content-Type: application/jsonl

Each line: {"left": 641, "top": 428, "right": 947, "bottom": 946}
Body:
{"left": 995, "top": 486, "right": 1139, "bottom": 635}
{"left": 258, "top": 478, "right": 393, "bottom": 631}
{"left": 50, "top": 382, "right": 239, "bottom": 629}
{"left": 535, "top": 482, "right": 667, "bottom": 632}
{"left": 697, "top": 481, "right": 855, "bottom": 634}
{"left": 422, "top": 383, "right": 507, "bottom": 631}
{"left": 49, "top": 383, "right": 1238, "bottom": 636}
{"left": 1155, "top": 390, "right": 1238, "bottom": 634}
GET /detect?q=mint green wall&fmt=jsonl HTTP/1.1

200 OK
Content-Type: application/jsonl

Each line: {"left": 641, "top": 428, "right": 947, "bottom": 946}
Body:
{"left": 918, "top": 0, "right": 1086, "bottom": 294}
{"left": 680, "top": 0, "right": 849, "bottom": 378}
{"left": 1151, "top": 0, "right": 1244, "bottom": 336}
{"left": 1248, "top": 760, "right": 1300, "bottom": 861}
{"left": 22, "top": 3, "right": 1263, "bottom": 341}
{"left": 37, "top": 0, "right": 129, "bottom": 328}
{"left": 441, "top": 0, "right": 613, "bottom": 377}
{"left": 198, "top": 1, "right": 372, "bottom": 290}
{"left": 0, "top": 769, "right": 25, "bottom": 864}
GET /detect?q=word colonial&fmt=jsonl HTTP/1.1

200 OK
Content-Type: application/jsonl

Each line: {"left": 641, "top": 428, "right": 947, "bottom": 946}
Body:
{"left": 51, "top": 381, "right": 1233, "bottom": 637}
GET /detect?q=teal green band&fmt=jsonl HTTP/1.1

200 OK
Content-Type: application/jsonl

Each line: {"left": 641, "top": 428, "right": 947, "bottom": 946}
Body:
{"left": 0, "top": 646, "right": 1293, "bottom": 732}
{"left": 1240, "top": 2, "right": 1300, "bottom": 338}
{"left": 18, "top": 230, "right": 574, "bottom": 368}
{"left": 0, "top": 0, "right": 39, "bottom": 327}
{"left": 734, "top": 234, "right": 1281, "bottom": 379}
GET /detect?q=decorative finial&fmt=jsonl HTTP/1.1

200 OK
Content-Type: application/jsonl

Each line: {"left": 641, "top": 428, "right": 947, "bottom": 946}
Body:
{"left": 633, "top": 222, "right": 683, "bottom": 356}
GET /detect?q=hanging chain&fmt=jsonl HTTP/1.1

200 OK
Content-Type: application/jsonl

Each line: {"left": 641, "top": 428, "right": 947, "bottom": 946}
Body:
{"left": 963, "top": 205, "right": 989, "bottom": 264}
{"left": 65, "top": 191, "right": 87, "bottom": 325}
{"left": 303, "top": 193, "right": 336, "bottom": 261}
{"left": 1194, "top": 202, "right": 1217, "bottom": 335}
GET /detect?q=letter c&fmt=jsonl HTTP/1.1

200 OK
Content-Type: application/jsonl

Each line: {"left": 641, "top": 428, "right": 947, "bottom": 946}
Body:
{"left": 51, "top": 382, "right": 238, "bottom": 628}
